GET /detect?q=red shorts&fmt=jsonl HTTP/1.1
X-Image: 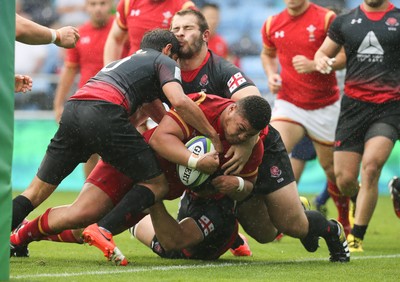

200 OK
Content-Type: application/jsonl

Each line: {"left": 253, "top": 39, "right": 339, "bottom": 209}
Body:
{"left": 86, "top": 158, "right": 187, "bottom": 205}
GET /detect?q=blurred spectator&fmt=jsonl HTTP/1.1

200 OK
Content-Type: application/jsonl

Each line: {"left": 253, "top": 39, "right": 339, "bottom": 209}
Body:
{"left": 201, "top": 3, "right": 229, "bottom": 58}
{"left": 15, "top": 42, "right": 52, "bottom": 109}
{"left": 56, "top": 0, "right": 89, "bottom": 26}
{"left": 19, "top": 0, "right": 58, "bottom": 26}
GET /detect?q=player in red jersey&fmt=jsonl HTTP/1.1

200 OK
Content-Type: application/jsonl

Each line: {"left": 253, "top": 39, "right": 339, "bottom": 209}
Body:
{"left": 10, "top": 94, "right": 270, "bottom": 264}
{"left": 53, "top": 0, "right": 123, "bottom": 178}
{"left": 103, "top": 0, "right": 195, "bottom": 64}
{"left": 315, "top": 0, "right": 400, "bottom": 252}
{"left": 260, "top": 0, "right": 351, "bottom": 236}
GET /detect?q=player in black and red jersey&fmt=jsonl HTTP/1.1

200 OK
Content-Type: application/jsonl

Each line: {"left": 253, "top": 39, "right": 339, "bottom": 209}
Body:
{"left": 315, "top": 0, "right": 400, "bottom": 252}
{"left": 10, "top": 28, "right": 221, "bottom": 235}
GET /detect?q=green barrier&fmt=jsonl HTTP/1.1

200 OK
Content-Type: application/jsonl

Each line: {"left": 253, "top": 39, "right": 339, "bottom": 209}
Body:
{"left": 13, "top": 119, "right": 85, "bottom": 190}
{"left": 12, "top": 119, "right": 400, "bottom": 194}
{"left": 0, "top": 3, "right": 14, "bottom": 279}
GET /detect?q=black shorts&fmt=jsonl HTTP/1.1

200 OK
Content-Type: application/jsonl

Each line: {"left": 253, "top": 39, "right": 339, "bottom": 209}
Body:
{"left": 154, "top": 191, "right": 238, "bottom": 260}
{"left": 37, "top": 100, "right": 162, "bottom": 185}
{"left": 252, "top": 125, "right": 296, "bottom": 195}
{"left": 335, "top": 96, "right": 400, "bottom": 153}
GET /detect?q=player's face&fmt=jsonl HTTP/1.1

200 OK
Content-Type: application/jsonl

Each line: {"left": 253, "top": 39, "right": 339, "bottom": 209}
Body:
{"left": 364, "top": 0, "right": 387, "bottom": 8}
{"left": 86, "top": 0, "right": 112, "bottom": 26}
{"left": 284, "top": 0, "right": 308, "bottom": 11}
{"left": 171, "top": 15, "right": 205, "bottom": 59}
{"left": 223, "top": 106, "right": 259, "bottom": 145}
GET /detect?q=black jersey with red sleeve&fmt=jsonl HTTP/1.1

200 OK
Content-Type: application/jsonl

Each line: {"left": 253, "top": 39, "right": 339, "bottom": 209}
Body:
{"left": 328, "top": 5, "right": 400, "bottom": 103}
{"left": 181, "top": 51, "right": 255, "bottom": 98}
{"left": 70, "top": 48, "right": 182, "bottom": 113}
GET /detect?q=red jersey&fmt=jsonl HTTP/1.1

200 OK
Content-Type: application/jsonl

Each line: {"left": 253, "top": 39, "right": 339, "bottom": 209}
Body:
{"left": 144, "top": 92, "right": 264, "bottom": 200}
{"left": 208, "top": 34, "right": 229, "bottom": 58}
{"left": 116, "top": 0, "right": 195, "bottom": 55}
{"left": 65, "top": 17, "right": 114, "bottom": 88}
{"left": 261, "top": 3, "right": 339, "bottom": 109}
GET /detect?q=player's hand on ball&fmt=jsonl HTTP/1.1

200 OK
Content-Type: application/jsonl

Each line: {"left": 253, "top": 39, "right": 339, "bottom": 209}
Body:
{"left": 196, "top": 151, "right": 219, "bottom": 175}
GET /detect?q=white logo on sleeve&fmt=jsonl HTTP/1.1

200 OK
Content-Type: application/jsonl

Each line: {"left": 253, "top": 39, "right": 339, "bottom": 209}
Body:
{"left": 227, "top": 72, "right": 247, "bottom": 93}
{"left": 357, "top": 31, "right": 384, "bottom": 62}
{"left": 174, "top": 66, "right": 182, "bottom": 81}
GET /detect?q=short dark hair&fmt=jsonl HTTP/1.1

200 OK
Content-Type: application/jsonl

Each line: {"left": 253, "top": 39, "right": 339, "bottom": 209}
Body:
{"left": 140, "top": 29, "right": 180, "bottom": 55}
{"left": 236, "top": 96, "right": 271, "bottom": 131}
{"left": 174, "top": 9, "right": 209, "bottom": 33}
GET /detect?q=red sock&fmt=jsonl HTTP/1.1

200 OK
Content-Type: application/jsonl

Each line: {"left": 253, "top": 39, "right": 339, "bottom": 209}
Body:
{"left": 13, "top": 208, "right": 53, "bottom": 245}
{"left": 327, "top": 181, "right": 351, "bottom": 235}
{"left": 43, "top": 230, "right": 83, "bottom": 244}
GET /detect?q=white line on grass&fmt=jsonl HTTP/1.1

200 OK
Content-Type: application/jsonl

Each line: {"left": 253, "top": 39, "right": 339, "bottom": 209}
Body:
{"left": 11, "top": 254, "right": 400, "bottom": 280}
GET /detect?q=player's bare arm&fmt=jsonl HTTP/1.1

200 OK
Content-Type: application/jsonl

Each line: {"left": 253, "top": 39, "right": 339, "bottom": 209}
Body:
{"left": 149, "top": 114, "right": 219, "bottom": 175}
{"left": 260, "top": 46, "right": 281, "bottom": 94}
{"left": 149, "top": 202, "right": 204, "bottom": 251}
{"left": 103, "top": 21, "right": 128, "bottom": 64}
{"left": 16, "top": 14, "right": 79, "bottom": 48}
{"left": 212, "top": 175, "right": 255, "bottom": 201}
{"left": 314, "top": 37, "right": 342, "bottom": 74}
{"left": 162, "top": 81, "right": 223, "bottom": 153}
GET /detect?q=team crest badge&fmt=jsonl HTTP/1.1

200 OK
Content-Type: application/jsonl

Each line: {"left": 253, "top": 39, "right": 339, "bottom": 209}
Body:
{"left": 306, "top": 25, "right": 316, "bottom": 42}
{"left": 199, "top": 74, "right": 209, "bottom": 87}
{"left": 385, "top": 17, "right": 399, "bottom": 31}
{"left": 270, "top": 166, "right": 282, "bottom": 178}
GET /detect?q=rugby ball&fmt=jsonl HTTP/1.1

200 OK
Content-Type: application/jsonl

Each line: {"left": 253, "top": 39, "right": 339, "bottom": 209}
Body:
{"left": 177, "top": 136, "right": 215, "bottom": 188}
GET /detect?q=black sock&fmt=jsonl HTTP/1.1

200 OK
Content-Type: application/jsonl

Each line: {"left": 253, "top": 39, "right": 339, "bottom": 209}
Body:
{"left": 98, "top": 184, "right": 155, "bottom": 235}
{"left": 12, "top": 195, "right": 34, "bottom": 230}
{"left": 301, "top": 210, "right": 338, "bottom": 252}
{"left": 351, "top": 224, "right": 367, "bottom": 240}
{"left": 230, "top": 233, "right": 244, "bottom": 249}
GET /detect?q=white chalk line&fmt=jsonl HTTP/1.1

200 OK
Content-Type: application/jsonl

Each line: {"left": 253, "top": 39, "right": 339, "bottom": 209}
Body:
{"left": 10, "top": 253, "right": 400, "bottom": 279}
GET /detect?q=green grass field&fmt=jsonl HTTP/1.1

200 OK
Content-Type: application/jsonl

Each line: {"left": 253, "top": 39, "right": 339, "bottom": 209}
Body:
{"left": 9, "top": 192, "right": 400, "bottom": 281}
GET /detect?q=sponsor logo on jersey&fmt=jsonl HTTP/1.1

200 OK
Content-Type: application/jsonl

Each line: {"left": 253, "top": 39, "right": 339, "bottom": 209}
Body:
{"left": 306, "top": 25, "right": 316, "bottom": 42}
{"left": 385, "top": 17, "right": 399, "bottom": 31}
{"left": 80, "top": 36, "right": 90, "bottom": 44}
{"left": 227, "top": 72, "right": 246, "bottom": 93}
{"left": 351, "top": 18, "right": 362, "bottom": 24}
{"left": 198, "top": 215, "right": 215, "bottom": 236}
{"left": 275, "top": 31, "right": 284, "bottom": 38}
{"left": 130, "top": 9, "right": 140, "bottom": 17}
{"left": 357, "top": 31, "right": 384, "bottom": 62}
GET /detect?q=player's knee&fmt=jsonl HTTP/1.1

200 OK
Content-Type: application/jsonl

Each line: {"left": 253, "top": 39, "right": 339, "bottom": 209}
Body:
{"left": 335, "top": 174, "right": 358, "bottom": 196}
{"left": 361, "top": 161, "right": 382, "bottom": 182}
